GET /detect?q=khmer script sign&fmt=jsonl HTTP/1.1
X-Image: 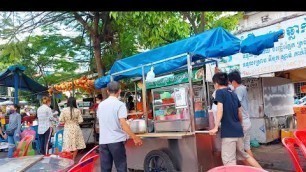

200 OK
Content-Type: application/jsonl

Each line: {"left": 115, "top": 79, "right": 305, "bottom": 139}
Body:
{"left": 206, "top": 15, "right": 306, "bottom": 80}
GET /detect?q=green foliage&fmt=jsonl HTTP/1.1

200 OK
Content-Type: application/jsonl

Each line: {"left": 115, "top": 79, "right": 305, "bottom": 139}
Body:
{"left": 111, "top": 12, "right": 191, "bottom": 49}
{"left": 0, "top": 11, "right": 243, "bottom": 86}
{"left": 0, "top": 34, "right": 89, "bottom": 86}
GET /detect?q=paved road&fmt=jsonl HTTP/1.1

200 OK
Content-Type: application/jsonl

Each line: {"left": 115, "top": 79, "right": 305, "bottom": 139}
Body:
{"left": 0, "top": 142, "right": 302, "bottom": 172}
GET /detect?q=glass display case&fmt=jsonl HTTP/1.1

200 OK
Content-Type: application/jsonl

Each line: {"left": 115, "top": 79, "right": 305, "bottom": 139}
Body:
{"left": 193, "top": 84, "right": 209, "bottom": 130}
{"left": 152, "top": 84, "right": 191, "bottom": 132}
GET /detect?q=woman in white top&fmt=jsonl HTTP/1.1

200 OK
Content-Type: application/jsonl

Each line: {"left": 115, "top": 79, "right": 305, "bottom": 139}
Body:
{"left": 37, "top": 96, "right": 57, "bottom": 155}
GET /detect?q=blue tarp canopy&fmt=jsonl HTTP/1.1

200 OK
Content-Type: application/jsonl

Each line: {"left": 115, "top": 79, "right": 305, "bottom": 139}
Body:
{"left": 95, "top": 27, "right": 284, "bottom": 89}
{"left": 0, "top": 65, "right": 48, "bottom": 104}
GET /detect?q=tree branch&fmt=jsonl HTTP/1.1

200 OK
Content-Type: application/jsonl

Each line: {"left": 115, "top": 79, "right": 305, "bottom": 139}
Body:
{"left": 73, "top": 12, "right": 94, "bottom": 35}
{"left": 199, "top": 12, "right": 206, "bottom": 32}
{"left": 181, "top": 12, "right": 198, "bottom": 34}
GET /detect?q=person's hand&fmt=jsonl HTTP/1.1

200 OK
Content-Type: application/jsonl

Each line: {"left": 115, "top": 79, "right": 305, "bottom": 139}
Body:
{"left": 132, "top": 136, "right": 143, "bottom": 146}
{"left": 3, "top": 134, "right": 7, "bottom": 140}
{"left": 209, "top": 127, "right": 218, "bottom": 135}
{"left": 214, "top": 67, "right": 221, "bottom": 73}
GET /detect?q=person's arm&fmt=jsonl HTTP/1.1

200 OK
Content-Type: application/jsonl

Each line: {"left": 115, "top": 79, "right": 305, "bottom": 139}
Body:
{"left": 59, "top": 109, "right": 65, "bottom": 123}
{"left": 48, "top": 108, "right": 57, "bottom": 122}
{"left": 238, "top": 107, "right": 243, "bottom": 124}
{"left": 235, "top": 87, "right": 243, "bottom": 102}
{"left": 119, "top": 118, "right": 142, "bottom": 146}
{"left": 209, "top": 90, "right": 224, "bottom": 135}
{"left": 16, "top": 114, "right": 21, "bottom": 134}
{"left": 214, "top": 102, "right": 223, "bottom": 128}
{"left": 0, "top": 127, "right": 4, "bottom": 137}
{"left": 77, "top": 109, "right": 83, "bottom": 124}
{"left": 118, "top": 104, "right": 142, "bottom": 146}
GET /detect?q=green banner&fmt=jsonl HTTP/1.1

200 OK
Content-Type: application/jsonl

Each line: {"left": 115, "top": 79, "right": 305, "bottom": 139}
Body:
{"left": 146, "top": 68, "right": 203, "bottom": 89}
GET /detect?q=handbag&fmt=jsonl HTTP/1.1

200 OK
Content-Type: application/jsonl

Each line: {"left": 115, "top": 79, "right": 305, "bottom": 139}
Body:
{"left": 6, "top": 128, "right": 16, "bottom": 136}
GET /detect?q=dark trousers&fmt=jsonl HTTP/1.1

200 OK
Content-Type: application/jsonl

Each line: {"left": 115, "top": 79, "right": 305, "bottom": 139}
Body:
{"left": 39, "top": 127, "right": 53, "bottom": 155}
{"left": 100, "top": 142, "right": 127, "bottom": 172}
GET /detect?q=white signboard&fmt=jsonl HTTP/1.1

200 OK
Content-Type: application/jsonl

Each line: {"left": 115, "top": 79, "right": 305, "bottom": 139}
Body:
{"left": 206, "top": 15, "right": 306, "bottom": 81}
{"left": 174, "top": 87, "right": 187, "bottom": 107}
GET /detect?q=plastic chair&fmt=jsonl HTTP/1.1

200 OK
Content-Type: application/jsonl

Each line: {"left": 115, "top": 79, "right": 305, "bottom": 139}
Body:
{"left": 13, "top": 135, "right": 34, "bottom": 157}
{"left": 79, "top": 145, "right": 99, "bottom": 163}
{"left": 68, "top": 155, "right": 99, "bottom": 172}
{"left": 208, "top": 165, "right": 268, "bottom": 172}
{"left": 30, "top": 125, "right": 41, "bottom": 154}
{"left": 52, "top": 129, "right": 64, "bottom": 154}
{"left": 294, "top": 130, "right": 306, "bottom": 158}
{"left": 282, "top": 137, "right": 304, "bottom": 172}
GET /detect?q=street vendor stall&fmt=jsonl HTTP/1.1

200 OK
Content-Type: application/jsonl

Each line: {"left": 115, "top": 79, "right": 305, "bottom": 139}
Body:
{"left": 49, "top": 76, "right": 97, "bottom": 144}
{"left": 0, "top": 65, "right": 48, "bottom": 104}
{"left": 95, "top": 27, "right": 284, "bottom": 171}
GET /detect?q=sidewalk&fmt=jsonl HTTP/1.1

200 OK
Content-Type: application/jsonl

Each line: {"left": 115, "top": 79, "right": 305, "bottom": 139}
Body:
{"left": 253, "top": 143, "right": 306, "bottom": 172}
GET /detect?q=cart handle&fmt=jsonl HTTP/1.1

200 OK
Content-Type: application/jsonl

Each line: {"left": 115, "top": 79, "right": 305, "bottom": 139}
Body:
{"left": 194, "top": 130, "right": 210, "bottom": 134}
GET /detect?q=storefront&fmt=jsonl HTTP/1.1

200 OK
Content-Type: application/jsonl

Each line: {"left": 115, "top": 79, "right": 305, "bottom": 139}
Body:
{"left": 206, "top": 14, "right": 306, "bottom": 144}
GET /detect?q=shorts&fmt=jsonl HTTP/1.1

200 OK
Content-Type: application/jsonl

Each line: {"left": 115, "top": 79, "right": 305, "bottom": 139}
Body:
{"left": 221, "top": 137, "right": 250, "bottom": 165}
{"left": 243, "top": 127, "right": 251, "bottom": 151}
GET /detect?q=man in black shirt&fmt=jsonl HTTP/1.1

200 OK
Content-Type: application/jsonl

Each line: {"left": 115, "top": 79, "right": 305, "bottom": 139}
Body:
{"left": 209, "top": 72, "right": 262, "bottom": 168}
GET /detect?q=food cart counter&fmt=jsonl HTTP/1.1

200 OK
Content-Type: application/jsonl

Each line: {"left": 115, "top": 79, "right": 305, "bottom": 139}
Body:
{"left": 126, "top": 131, "right": 218, "bottom": 172}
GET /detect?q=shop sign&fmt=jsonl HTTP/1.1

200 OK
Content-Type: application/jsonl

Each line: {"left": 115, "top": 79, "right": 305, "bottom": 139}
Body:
{"left": 206, "top": 15, "right": 306, "bottom": 80}
{"left": 146, "top": 68, "right": 203, "bottom": 89}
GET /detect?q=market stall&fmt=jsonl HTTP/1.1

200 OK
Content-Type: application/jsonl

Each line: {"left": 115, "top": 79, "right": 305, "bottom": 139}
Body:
{"left": 0, "top": 65, "right": 48, "bottom": 104}
{"left": 49, "top": 76, "right": 97, "bottom": 144}
{"left": 95, "top": 27, "right": 284, "bottom": 171}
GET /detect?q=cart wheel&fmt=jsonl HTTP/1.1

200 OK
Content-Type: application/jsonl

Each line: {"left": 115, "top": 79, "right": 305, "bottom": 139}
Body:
{"left": 144, "top": 150, "right": 177, "bottom": 172}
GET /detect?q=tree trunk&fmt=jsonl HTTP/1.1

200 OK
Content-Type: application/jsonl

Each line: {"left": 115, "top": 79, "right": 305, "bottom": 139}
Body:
{"left": 92, "top": 35, "right": 104, "bottom": 77}
{"left": 92, "top": 12, "right": 108, "bottom": 99}
{"left": 199, "top": 12, "right": 206, "bottom": 33}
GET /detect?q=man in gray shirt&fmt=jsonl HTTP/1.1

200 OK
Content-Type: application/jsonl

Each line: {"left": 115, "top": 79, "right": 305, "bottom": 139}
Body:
{"left": 228, "top": 70, "right": 253, "bottom": 158}
{"left": 97, "top": 81, "right": 143, "bottom": 172}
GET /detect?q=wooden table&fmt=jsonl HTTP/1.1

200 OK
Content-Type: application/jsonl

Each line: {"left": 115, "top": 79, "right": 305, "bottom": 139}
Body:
{"left": 0, "top": 155, "right": 74, "bottom": 172}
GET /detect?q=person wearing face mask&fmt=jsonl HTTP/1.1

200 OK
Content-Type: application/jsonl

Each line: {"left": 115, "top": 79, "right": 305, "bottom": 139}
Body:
{"left": 208, "top": 72, "right": 262, "bottom": 168}
{"left": 6, "top": 104, "right": 21, "bottom": 158}
{"left": 92, "top": 94, "right": 103, "bottom": 112}
{"left": 228, "top": 70, "right": 254, "bottom": 160}
{"left": 37, "top": 96, "right": 57, "bottom": 155}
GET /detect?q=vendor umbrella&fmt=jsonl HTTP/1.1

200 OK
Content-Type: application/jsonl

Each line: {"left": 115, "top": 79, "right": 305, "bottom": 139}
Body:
{"left": 0, "top": 65, "right": 48, "bottom": 104}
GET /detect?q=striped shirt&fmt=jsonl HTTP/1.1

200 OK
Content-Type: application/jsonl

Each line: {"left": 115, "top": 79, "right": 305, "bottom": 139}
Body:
{"left": 37, "top": 104, "right": 55, "bottom": 134}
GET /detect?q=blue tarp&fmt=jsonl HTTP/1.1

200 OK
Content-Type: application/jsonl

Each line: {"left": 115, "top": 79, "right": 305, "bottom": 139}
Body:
{"left": 95, "top": 27, "right": 284, "bottom": 89}
{"left": 240, "top": 30, "right": 284, "bottom": 55}
{"left": 0, "top": 65, "right": 48, "bottom": 103}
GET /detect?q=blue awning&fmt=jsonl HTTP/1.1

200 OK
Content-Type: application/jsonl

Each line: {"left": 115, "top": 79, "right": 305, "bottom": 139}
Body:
{"left": 0, "top": 65, "right": 48, "bottom": 103}
{"left": 95, "top": 27, "right": 284, "bottom": 89}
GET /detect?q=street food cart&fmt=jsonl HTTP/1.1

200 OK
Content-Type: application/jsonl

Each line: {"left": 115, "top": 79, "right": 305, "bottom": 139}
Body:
{"left": 109, "top": 53, "right": 217, "bottom": 171}
{"left": 94, "top": 27, "right": 284, "bottom": 171}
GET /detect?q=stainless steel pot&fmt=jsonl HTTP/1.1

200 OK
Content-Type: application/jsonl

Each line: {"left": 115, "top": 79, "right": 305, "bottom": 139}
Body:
{"left": 128, "top": 119, "right": 147, "bottom": 134}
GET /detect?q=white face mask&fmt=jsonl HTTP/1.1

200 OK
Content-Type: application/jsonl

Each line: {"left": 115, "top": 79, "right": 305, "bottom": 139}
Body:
{"left": 228, "top": 84, "right": 234, "bottom": 90}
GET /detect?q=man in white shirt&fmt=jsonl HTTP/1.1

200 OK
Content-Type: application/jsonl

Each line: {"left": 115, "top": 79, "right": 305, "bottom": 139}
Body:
{"left": 97, "top": 81, "right": 142, "bottom": 172}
